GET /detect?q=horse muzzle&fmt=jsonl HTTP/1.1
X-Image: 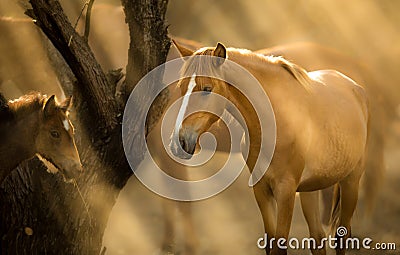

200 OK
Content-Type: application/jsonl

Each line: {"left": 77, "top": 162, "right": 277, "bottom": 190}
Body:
{"left": 37, "top": 153, "right": 82, "bottom": 182}
{"left": 59, "top": 159, "right": 83, "bottom": 182}
{"left": 170, "top": 130, "right": 198, "bottom": 159}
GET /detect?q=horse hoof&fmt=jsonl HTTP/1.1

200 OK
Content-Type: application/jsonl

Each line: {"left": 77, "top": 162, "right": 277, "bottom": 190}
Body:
{"left": 153, "top": 245, "right": 181, "bottom": 255}
{"left": 153, "top": 248, "right": 176, "bottom": 255}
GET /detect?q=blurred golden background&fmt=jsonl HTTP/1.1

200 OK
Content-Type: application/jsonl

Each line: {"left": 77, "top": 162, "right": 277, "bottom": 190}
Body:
{"left": 0, "top": 0, "right": 399, "bottom": 254}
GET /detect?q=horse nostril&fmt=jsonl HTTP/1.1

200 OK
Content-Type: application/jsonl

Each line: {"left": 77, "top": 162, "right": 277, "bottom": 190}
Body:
{"left": 189, "top": 145, "right": 196, "bottom": 155}
{"left": 73, "top": 161, "right": 83, "bottom": 175}
{"left": 179, "top": 137, "right": 186, "bottom": 152}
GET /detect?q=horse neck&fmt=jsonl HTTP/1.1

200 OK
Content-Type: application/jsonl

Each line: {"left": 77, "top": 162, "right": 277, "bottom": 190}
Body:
{"left": 224, "top": 53, "right": 311, "bottom": 126}
{"left": 226, "top": 52, "right": 309, "bottom": 97}
{"left": 0, "top": 109, "right": 39, "bottom": 179}
{"left": 221, "top": 53, "right": 309, "bottom": 172}
{"left": 221, "top": 54, "right": 278, "bottom": 130}
{"left": 225, "top": 85, "right": 261, "bottom": 172}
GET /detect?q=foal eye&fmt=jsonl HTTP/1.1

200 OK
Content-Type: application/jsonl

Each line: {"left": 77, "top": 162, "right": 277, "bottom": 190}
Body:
{"left": 202, "top": 86, "right": 212, "bottom": 94}
{"left": 50, "top": 130, "right": 60, "bottom": 139}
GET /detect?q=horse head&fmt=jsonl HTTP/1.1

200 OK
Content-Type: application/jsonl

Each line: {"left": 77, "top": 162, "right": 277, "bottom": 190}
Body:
{"left": 36, "top": 95, "right": 83, "bottom": 182}
{"left": 170, "top": 41, "right": 231, "bottom": 159}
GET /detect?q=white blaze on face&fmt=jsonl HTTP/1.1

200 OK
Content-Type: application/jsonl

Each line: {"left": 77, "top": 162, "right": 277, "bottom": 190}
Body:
{"left": 174, "top": 73, "right": 197, "bottom": 136}
{"left": 170, "top": 73, "right": 197, "bottom": 153}
{"left": 63, "top": 119, "right": 70, "bottom": 132}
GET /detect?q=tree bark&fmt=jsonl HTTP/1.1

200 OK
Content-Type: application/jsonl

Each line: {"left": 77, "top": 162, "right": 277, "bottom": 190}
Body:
{"left": 29, "top": 0, "right": 119, "bottom": 136}
{"left": 0, "top": 0, "right": 170, "bottom": 254}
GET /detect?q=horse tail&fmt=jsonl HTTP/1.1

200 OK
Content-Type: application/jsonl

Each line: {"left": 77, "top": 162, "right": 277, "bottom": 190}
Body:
{"left": 362, "top": 99, "right": 385, "bottom": 217}
{"left": 329, "top": 183, "right": 341, "bottom": 235}
{"left": 354, "top": 63, "right": 389, "bottom": 219}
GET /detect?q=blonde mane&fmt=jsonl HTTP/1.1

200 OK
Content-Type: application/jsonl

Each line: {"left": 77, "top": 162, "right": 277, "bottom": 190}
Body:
{"left": 265, "top": 55, "right": 313, "bottom": 90}
{"left": 183, "top": 46, "right": 313, "bottom": 90}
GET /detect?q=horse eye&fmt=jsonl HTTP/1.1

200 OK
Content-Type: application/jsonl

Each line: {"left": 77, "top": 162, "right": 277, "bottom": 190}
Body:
{"left": 202, "top": 86, "right": 212, "bottom": 94}
{"left": 50, "top": 130, "right": 60, "bottom": 139}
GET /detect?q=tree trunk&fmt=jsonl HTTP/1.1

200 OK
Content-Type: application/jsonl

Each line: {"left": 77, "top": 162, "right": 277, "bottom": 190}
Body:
{"left": 121, "top": 0, "right": 171, "bottom": 135}
{"left": 0, "top": 0, "right": 170, "bottom": 254}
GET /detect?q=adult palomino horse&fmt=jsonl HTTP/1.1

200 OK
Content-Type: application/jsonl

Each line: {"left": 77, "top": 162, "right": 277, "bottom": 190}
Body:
{"left": 148, "top": 39, "right": 385, "bottom": 255}
{"left": 170, "top": 42, "right": 368, "bottom": 255}
{"left": 0, "top": 92, "right": 82, "bottom": 184}
{"left": 170, "top": 42, "right": 387, "bottom": 216}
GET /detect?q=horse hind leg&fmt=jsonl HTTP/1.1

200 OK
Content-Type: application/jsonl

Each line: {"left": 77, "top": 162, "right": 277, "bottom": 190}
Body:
{"left": 300, "top": 191, "right": 326, "bottom": 255}
{"left": 320, "top": 186, "right": 334, "bottom": 226}
{"left": 334, "top": 163, "right": 364, "bottom": 255}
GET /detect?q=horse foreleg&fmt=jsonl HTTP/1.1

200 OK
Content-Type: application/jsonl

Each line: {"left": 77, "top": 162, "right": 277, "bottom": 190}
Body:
{"left": 272, "top": 179, "right": 297, "bottom": 255}
{"left": 161, "top": 198, "right": 177, "bottom": 254}
{"left": 300, "top": 191, "right": 326, "bottom": 255}
{"left": 253, "top": 180, "right": 276, "bottom": 255}
{"left": 177, "top": 201, "right": 198, "bottom": 254}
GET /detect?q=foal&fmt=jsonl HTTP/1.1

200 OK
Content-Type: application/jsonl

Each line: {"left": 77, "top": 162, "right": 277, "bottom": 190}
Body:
{"left": 0, "top": 92, "right": 82, "bottom": 184}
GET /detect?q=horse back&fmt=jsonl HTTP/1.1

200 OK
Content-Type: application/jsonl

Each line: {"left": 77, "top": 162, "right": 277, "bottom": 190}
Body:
{"left": 312, "top": 69, "right": 368, "bottom": 122}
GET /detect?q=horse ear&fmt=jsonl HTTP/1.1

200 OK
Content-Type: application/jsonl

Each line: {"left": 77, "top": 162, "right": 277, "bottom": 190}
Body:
{"left": 43, "top": 95, "right": 57, "bottom": 118}
{"left": 212, "top": 42, "right": 227, "bottom": 67}
{"left": 172, "top": 39, "right": 194, "bottom": 58}
{"left": 60, "top": 96, "right": 72, "bottom": 112}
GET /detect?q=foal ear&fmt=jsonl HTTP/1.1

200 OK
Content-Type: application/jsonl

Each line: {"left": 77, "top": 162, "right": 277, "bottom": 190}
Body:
{"left": 212, "top": 42, "right": 227, "bottom": 67}
{"left": 43, "top": 95, "right": 57, "bottom": 118}
{"left": 172, "top": 39, "right": 194, "bottom": 58}
{"left": 60, "top": 96, "right": 72, "bottom": 112}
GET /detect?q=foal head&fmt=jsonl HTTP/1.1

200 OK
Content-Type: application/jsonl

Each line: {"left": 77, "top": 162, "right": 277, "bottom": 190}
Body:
{"left": 35, "top": 95, "right": 82, "bottom": 181}
{"left": 171, "top": 41, "right": 230, "bottom": 159}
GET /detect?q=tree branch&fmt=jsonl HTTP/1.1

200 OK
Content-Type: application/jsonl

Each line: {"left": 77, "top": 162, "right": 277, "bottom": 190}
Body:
{"left": 29, "top": 0, "right": 119, "bottom": 134}
{"left": 38, "top": 31, "right": 76, "bottom": 96}
{"left": 84, "top": 0, "right": 95, "bottom": 41}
